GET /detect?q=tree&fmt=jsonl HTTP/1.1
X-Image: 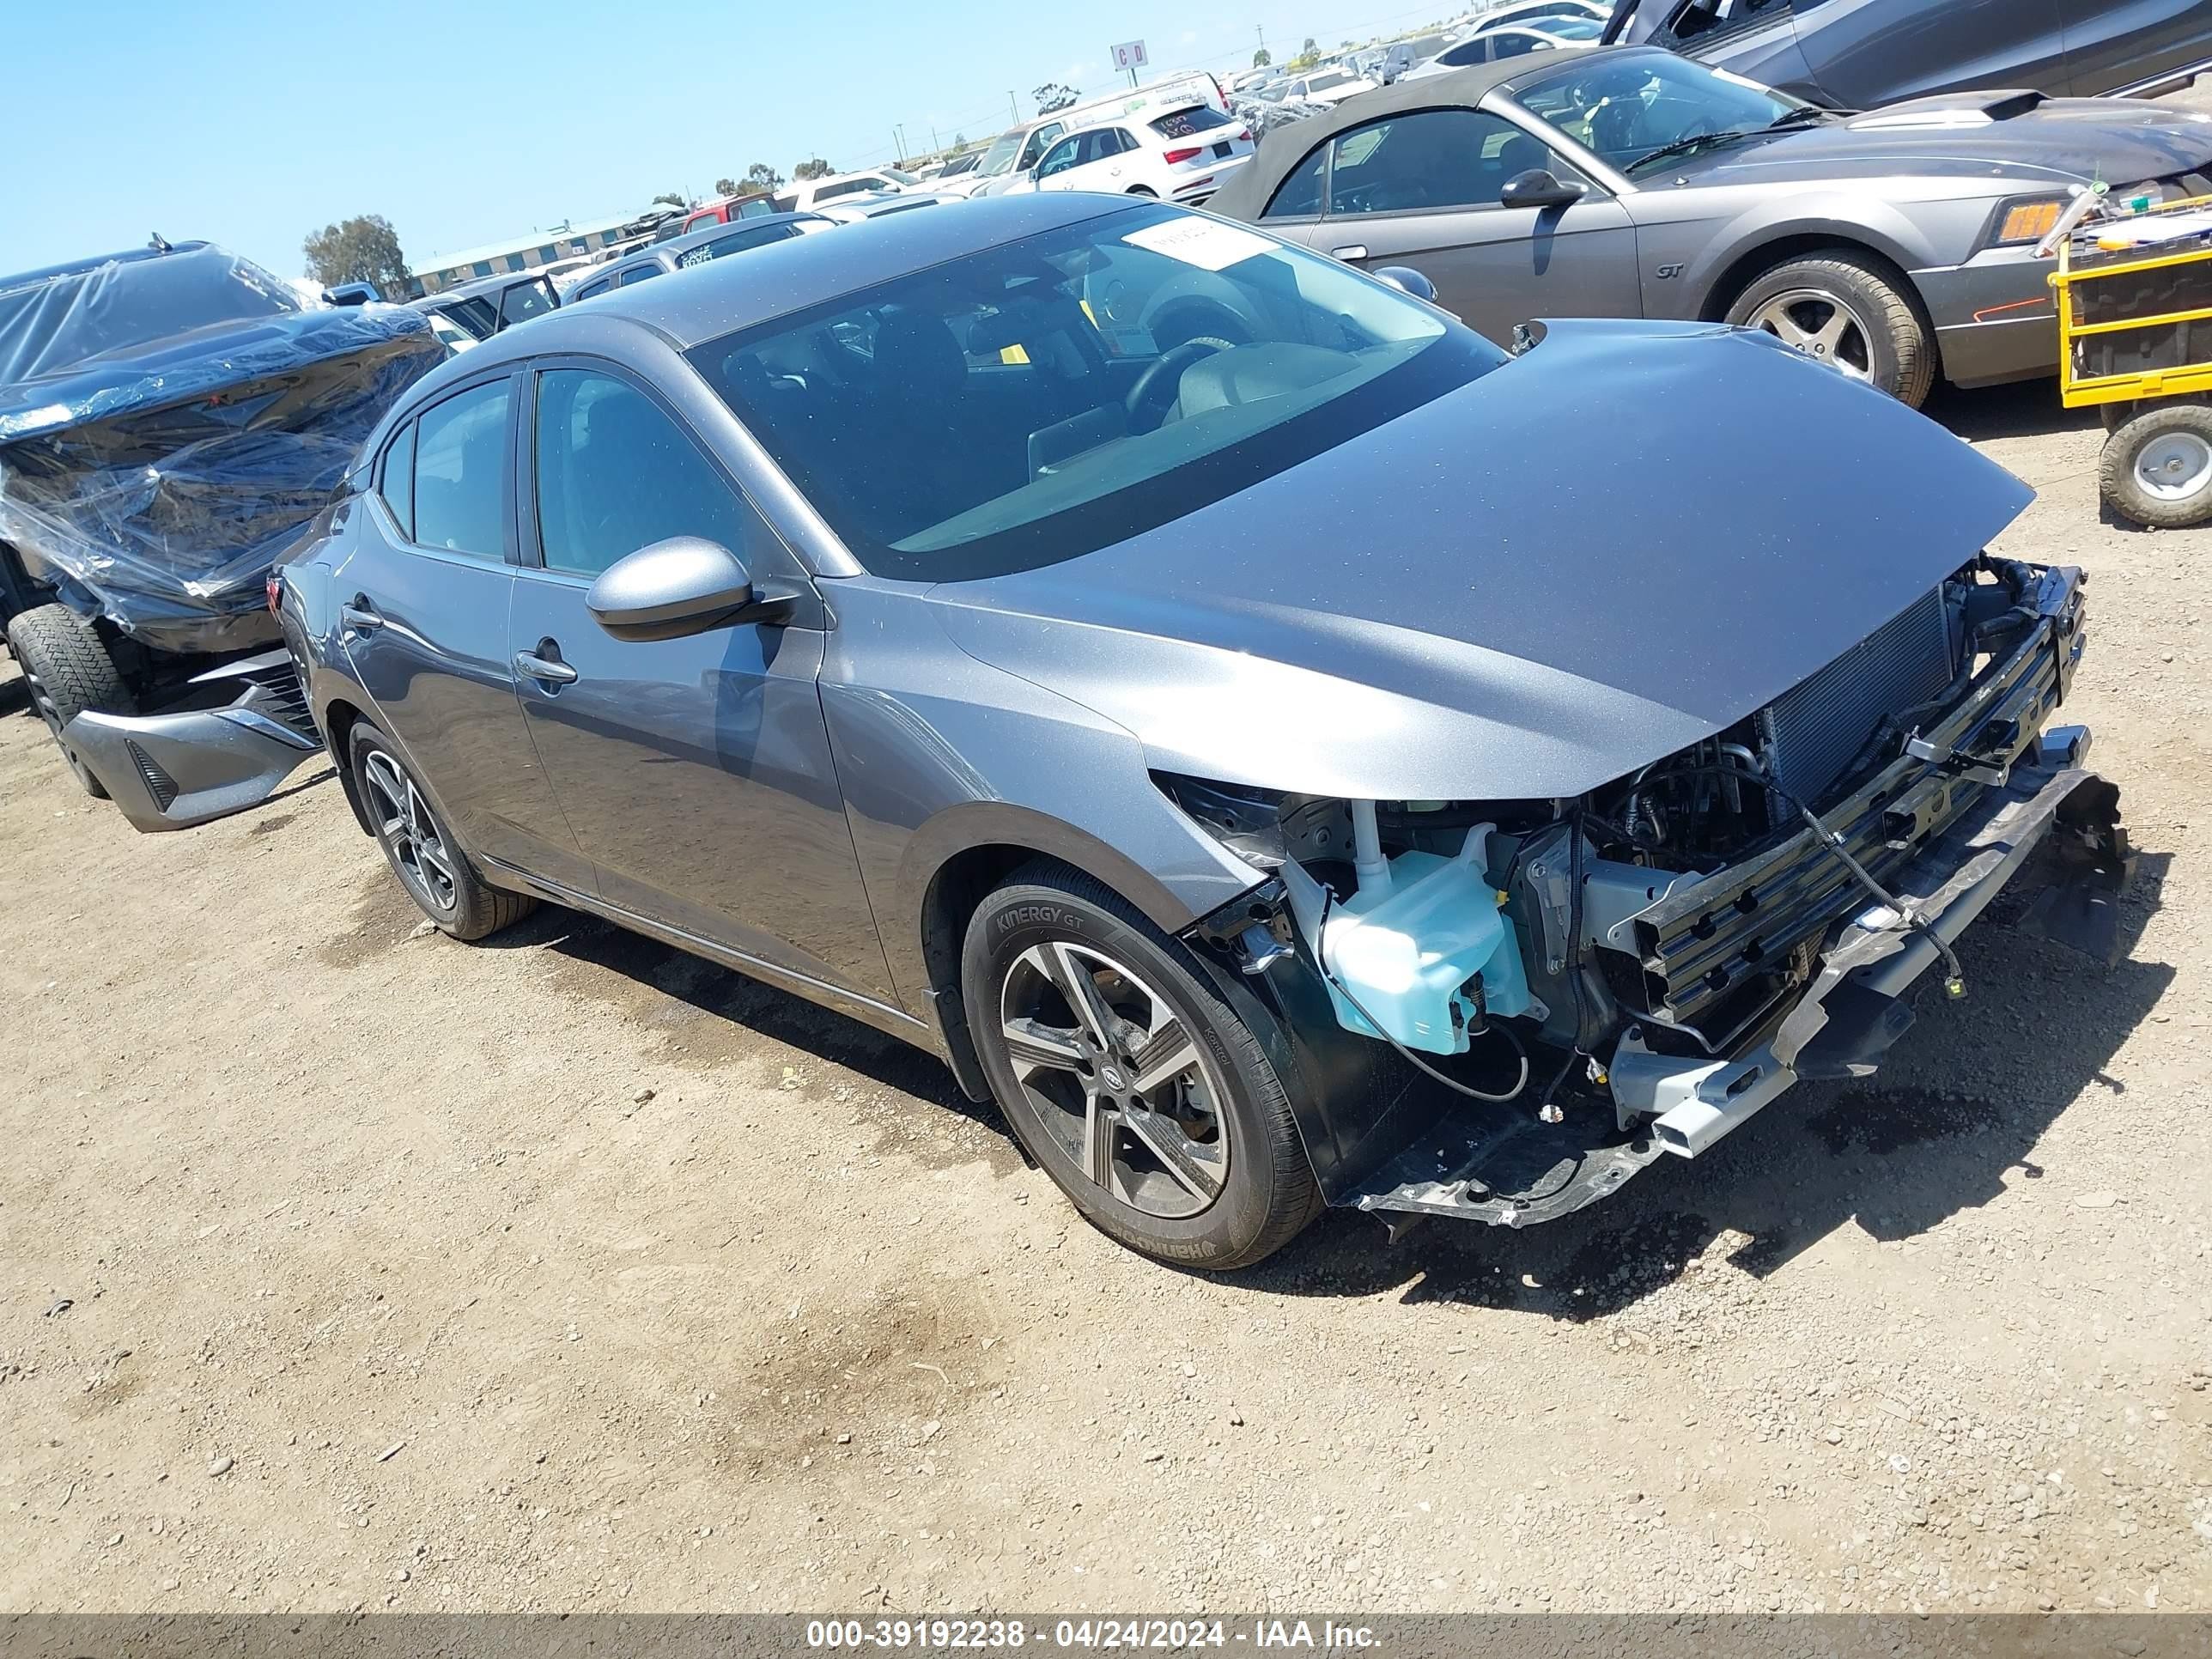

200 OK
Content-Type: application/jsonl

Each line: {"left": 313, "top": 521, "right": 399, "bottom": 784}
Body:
{"left": 301, "top": 214, "right": 409, "bottom": 295}
{"left": 714, "top": 176, "right": 738, "bottom": 197}
{"left": 738, "top": 161, "right": 785, "bottom": 197}
{"left": 792, "top": 157, "right": 832, "bottom": 180}
{"left": 1288, "top": 36, "right": 1322, "bottom": 70}
{"left": 1034, "top": 82, "right": 1078, "bottom": 115}
{"left": 652, "top": 190, "right": 687, "bottom": 209}
{"left": 1252, "top": 46, "right": 1271, "bottom": 67}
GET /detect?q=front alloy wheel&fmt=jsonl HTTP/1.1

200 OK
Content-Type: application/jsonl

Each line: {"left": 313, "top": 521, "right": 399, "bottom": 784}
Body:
{"left": 999, "top": 940, "right": 1231, "bottom": 1218}
{"left": 961, "top": 864, "right": 1321, "bottom": 1272}
{"left": 1744, "top": 288, "right": 1874, "bottom": 382}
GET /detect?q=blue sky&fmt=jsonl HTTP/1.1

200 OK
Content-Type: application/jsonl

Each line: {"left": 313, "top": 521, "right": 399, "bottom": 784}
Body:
{"left": 4, "top": 0, "right": 1454, "bottom": 278}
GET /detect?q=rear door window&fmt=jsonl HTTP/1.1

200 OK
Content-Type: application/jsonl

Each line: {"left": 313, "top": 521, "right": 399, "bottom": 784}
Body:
{"left": 410, "top": 380, "right": 512, "bottom": 559}
{"left": 617, "top": 263, "right": 665, "bottom": 287}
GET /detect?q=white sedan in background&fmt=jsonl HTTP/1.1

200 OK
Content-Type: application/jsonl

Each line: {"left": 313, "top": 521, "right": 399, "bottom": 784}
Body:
{"left": 1275, "top": 66, "right": 1381, "bottom": 104}
{"left": 1026, "top": 106, "right": 1257, "bottom": 205}
{"left": 1401, "top": 15, "right": 1603, "bottom": 77}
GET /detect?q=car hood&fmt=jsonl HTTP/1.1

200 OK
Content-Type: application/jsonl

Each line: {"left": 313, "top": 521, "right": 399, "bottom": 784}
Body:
{"left": 1660, "top": 96, "right": 2212, "bottom": 191}
{"left": 927, "top": 319, "right": 2033, "bottom": 802}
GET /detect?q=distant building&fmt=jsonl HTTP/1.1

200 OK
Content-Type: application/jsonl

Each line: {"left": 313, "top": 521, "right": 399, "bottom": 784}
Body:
{"left": 410, "top": 211, "right": 647, "bottom": 296}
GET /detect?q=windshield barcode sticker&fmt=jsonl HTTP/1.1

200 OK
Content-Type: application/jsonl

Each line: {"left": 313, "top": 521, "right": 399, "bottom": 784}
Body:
{"left": 1123, "top": 218, "right": 1276, "bottom": 271}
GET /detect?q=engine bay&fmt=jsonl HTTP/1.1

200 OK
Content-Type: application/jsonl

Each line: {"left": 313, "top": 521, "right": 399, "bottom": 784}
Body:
{"left": 1162, "top": 555, "right": 2113, "bottom": 1196}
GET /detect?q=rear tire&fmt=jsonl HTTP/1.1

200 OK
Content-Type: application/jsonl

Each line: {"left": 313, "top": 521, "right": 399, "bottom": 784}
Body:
{"left": 4, "top": 603, "right": 134, "bottom": 798}
{"left": 1725, "top": 250, "right": 1935, "bottom": 408}
{"left": 2100, "top": 400, "right": 2212, "bottom": 528}
{"left": 347, "top": 720, "right": 535, "bottom": 940}
{"left": 961, "top": 862, "right": 1321, "bottom": 1272}
{"left": 1125, "top": 185, "right": 1159, "bottom": 197}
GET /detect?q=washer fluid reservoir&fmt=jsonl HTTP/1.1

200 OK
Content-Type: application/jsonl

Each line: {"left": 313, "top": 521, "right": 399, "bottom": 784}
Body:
{"left": 1316, "top": 823, "right": 1533, "bottom": 1056}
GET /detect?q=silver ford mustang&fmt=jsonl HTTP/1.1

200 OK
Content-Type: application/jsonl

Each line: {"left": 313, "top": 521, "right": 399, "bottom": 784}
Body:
{"left": 1208, "top": 46, "right": 2212, "bottom": 405}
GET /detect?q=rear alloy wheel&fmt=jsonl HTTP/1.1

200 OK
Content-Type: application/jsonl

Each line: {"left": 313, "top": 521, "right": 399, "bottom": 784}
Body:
{"left": 962, "top": 864, "right": 1321, "bottom": 1271}
{"left": 2100, "top": 400, "right": 2212, "bottom": 529}
{"left": 348, "top": 722, "right": 534, "bottom": 941}
{"left": 4, "top": 602, "right": 135, "bottom": 799}
{"left": 1727, "top": 252, "right": 1934, "bottom": 407}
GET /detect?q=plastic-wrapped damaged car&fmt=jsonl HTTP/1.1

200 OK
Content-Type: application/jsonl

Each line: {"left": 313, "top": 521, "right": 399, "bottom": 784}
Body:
{"left": 0, "top": 240, "right": 443, "bottom": 807}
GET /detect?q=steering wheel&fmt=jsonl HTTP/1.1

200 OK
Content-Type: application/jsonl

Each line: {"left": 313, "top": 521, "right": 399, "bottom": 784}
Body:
{"left": 1125, "top": 338, "right": 1234, "bottom": 430}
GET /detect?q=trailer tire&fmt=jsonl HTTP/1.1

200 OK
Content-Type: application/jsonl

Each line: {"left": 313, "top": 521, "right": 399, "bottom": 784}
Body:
{"left": 2100, "top": 400, "right": 2212, "bottom": 529}
{"left": 5, "top": 603, "right": 135, "bottom": 798}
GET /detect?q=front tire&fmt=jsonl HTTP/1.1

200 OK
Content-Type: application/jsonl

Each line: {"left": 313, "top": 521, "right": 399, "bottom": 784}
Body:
{"left": 961, "top": 863, "right": 1321, "bottom": 1271}
{"left": 4, "top": 603, "right": 134, "bottom": 798}
{"left": 348, "top": 721, "right": 534, "bottom": 940}
{"left": 2100, "top": 400, "right": 2212, "bottom": 528}
{"left": 1726, "top": 250, "right": 1935, "bottom": 408}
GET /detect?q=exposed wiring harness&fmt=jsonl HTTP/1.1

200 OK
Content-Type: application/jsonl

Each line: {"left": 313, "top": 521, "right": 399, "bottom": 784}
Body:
{"left": 1314, "top": 887, "right": 1532, "bottom": 1103}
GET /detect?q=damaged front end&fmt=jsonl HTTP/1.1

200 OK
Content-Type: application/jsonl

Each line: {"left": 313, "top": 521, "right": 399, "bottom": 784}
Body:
{"left": 1169, "top": 557, "right": 2131, "bottom": 1229}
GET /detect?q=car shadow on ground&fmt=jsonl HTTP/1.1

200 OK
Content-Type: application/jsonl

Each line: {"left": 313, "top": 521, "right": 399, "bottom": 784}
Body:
{"left": 457, "top": 840, "right": 2170, "bottom": 1322}
{"left": 485, "top": 901, "right": 1015, "bottom": 1141}
{"left": 1924, "top": 379, "right": 2102, "bottom": 445}
{"left": 1249, "top": 848, "right": 2174, "bottom": 1320}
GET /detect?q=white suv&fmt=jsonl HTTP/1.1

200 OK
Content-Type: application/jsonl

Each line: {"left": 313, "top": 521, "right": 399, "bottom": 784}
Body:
{"left": 1029, "top": 106, "right": 1255, "bottom": 205}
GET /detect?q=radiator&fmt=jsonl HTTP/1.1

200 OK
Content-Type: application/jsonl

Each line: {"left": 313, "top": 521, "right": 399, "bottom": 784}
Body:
{"left": 1755, "top": 586, "right": 1954, "bottom": 810}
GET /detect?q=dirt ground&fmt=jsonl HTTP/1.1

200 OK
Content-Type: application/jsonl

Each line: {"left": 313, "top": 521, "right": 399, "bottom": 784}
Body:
{"left": 3, "top": 369, "right": 2210, "bottom": 1619}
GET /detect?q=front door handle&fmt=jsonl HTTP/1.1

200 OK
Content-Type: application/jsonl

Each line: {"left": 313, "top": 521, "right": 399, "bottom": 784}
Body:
{"left": 514, "top": 649, "right": 577, "bottom": 686}
{"left": 1330, "top": 244, "right": 1370, "bottom": 261}
{"left": 340, "top": 600, "right": 383, "bottom": 631}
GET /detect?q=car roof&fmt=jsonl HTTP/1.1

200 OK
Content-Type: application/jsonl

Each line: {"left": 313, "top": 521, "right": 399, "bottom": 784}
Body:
{"left": 1209, "top": 46, "right": 1660, "bottom": 218}
{"left": 1, "top": 240, "right": 214, "bottom": 291}
{"left": 455, "top": 193, "right": 1127, "bottom": 356}
{"left": 410, "top": 267, "right": 556, "bottom": 307}
{"left": 660, "top": 210, "right": 829, "bottom": 252}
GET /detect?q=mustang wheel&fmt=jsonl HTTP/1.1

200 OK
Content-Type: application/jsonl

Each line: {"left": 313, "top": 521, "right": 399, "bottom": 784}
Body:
{"left": 4, "top": 603, "right": 134, "bottom": 799}
{"left": 962, "top": 864, "right": 1321, "bottom": 1270}
{"left": 348, "top": 722, "right": 534, "bottom": 940}
{"left": 2100, "top": 401, "right": 2212, "bottom": 529}
{"left": 1727, "top": 251, "right": 1934, "bottom": 408}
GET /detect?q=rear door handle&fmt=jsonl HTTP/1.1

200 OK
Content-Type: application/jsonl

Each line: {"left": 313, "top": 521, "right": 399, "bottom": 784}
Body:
{"left": 340, "top": 600, "right": 382, "bottom": 631}
{"left": 514, "top": 649, "right": 577, "bottom": 686}
{"left": 1330, "top": 245, "right": 1370, "bottom": 261}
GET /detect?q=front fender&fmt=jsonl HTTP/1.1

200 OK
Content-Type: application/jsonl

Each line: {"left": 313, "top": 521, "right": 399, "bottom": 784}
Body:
{"left": 1683, "top": 195, "right": 1948, "bottom": 313}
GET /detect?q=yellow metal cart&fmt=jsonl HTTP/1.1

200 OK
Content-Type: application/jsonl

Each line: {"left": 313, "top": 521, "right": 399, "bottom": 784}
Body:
{"left": 2052, "top": 192, "right": 2212, "bottom": 528}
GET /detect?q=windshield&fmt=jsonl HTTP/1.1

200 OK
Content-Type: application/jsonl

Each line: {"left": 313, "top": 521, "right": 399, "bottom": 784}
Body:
{"left": 1538, "top": 16, "right": 1603, "bottom": 39}
{"left": 1305, "top": 70, "right": 1356, "bottom": 93}
{"left": 975, "top": 129, "right": 1027, "bottom": 176}
{"left": 1509, "top": 52, "right": 1801, "bottom": 174}
{"left": 690, "top": 204, "right": 1498, "bottom": 580}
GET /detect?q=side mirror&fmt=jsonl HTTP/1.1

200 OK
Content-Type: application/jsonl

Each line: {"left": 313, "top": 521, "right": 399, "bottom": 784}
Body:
{"left": 1372, "top": 265, "right": 1438, "bottom": 303}
{"left": 1500, "top": 168, "right": 1588, "bottom": 210}
{"left": 586, "top": 537, "right": 791, "bottom": 641}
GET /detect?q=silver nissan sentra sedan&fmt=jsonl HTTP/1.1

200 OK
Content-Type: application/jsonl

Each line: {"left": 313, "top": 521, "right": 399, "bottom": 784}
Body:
{"left": 70, "top": 193, "right": 2129, "bottom": 1272}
